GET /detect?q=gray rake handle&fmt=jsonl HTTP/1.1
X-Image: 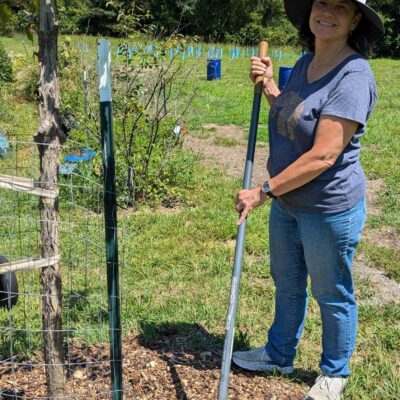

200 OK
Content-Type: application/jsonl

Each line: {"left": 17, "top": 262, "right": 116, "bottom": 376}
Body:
{"left": 218, "top": 40, "right": 269, "bottom": 400}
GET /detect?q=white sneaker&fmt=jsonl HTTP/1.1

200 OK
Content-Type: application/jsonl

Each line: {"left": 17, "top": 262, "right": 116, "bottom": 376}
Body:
{"left": 304, "top": 375, "right": 349, "bottom": 400}
{"left": 232, "top": 346, "right": 294, "bottom": 374}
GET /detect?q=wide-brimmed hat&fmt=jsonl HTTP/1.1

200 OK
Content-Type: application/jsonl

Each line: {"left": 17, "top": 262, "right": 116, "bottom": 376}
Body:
{"left": 283, "top": 0, "right": 384, "bottom": 43}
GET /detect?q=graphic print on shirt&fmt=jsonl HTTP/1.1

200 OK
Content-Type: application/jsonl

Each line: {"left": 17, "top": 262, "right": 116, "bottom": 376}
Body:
{"left": 270, "top": 91, "right": 305, "bottom": 141}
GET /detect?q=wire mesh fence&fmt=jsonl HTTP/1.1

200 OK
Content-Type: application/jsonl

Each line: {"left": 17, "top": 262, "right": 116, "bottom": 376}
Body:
{"left": 0, "top": 139, "right": 130, "bottom": 398}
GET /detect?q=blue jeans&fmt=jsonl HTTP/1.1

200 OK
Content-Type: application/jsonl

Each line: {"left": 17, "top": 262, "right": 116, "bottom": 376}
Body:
{"left": 265, "top": 197, "right": 366, "bottom": 377}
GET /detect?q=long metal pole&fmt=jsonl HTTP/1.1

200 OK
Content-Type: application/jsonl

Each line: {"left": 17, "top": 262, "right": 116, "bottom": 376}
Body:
{"left": 218, "top": 41, "right": 268, "bottom": 400}
{"left": 98, "top": 38, "right": 123, "bottom": 400}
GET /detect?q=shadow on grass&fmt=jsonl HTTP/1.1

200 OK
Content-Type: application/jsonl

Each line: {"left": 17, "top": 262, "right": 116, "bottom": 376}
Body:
{"left": 137, "top": 321, "right": 317, "bottom": 399}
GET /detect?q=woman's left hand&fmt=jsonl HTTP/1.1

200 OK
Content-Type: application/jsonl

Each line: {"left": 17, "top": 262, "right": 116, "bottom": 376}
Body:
{"left": 235, "top": 187, "right": 269, "bottom": 225}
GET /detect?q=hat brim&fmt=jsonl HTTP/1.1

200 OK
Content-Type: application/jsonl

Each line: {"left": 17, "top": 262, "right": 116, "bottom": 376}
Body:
{"left": 283, "top": 0, "right": 384, "bottom": 43}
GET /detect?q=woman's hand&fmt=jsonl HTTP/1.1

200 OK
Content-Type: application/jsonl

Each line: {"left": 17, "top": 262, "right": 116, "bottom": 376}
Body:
{"left": 249, "top": 56, "right": 274, "bottom": 85}
{"left": 235, "top": 187, "right": 269, "bottom": 225}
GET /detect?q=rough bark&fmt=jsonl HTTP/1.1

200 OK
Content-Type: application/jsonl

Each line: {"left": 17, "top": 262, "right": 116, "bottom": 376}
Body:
{"left": 35, "top": 0, "right": 66, "bottom": 398}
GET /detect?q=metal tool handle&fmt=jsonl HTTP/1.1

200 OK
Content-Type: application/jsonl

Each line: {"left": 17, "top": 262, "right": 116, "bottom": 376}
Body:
{"left": 218, "top": 41, "right": 268, "bottom": 400}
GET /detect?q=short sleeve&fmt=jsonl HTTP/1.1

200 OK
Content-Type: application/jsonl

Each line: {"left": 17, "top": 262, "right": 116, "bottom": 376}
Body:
{"left": 320, "top": 70, "right": 377, "bottom": 129}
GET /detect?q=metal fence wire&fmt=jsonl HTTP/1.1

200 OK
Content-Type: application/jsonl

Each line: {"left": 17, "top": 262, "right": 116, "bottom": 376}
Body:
{"left": 0, "top": 139, "right": 128, "bottom": 399}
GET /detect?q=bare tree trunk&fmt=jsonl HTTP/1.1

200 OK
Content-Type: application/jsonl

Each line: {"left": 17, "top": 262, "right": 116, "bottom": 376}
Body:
{"left": 35, "top": 1, "right": 66, "bottom": 398}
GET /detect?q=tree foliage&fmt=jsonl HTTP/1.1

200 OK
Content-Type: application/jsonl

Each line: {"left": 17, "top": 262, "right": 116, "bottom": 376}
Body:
{"left": 0, "top": 41, "right": 13, "bottom": 82}
{"left": 369, "top": 0, "right": 400, "bottom": 58}
{"left": 1, "top": 0, "right": 399, "bottom": 56}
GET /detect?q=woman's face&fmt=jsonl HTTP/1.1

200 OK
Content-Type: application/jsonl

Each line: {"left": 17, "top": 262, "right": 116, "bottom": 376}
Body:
{"left": 309, "top": 0, "right": 362, "bottom": 43}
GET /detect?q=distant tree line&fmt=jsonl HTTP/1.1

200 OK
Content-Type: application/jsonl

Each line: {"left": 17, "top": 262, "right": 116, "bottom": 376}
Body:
{"left": 1, "top": 0, "right": 399, "bottom": 57}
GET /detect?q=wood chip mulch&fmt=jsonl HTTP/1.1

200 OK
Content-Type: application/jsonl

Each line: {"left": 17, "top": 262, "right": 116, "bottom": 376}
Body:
{"left": 0, "top": 324, "right": 311, "bottom": 399}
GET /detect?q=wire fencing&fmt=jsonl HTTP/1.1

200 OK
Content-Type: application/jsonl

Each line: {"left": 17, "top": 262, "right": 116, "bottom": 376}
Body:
{"left": 0, "top": 138, "right": 129, "bottom": 398}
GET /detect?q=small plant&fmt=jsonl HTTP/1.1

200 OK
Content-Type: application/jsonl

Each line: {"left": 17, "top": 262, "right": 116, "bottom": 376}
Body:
{"left": 0, "top": 42, "right": 13, "bottom": 82}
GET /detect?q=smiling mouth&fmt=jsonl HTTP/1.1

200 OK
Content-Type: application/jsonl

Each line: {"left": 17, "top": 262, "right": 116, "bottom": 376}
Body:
{"left": 317, "top": 20, "right": 336, "bottom": 27}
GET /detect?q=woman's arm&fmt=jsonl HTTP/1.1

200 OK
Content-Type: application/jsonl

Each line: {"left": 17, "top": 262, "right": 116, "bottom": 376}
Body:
{"left": 268, "top": 115, "right": 359, "bottom": 195}
{"left": 250, "top": 56, "right": 280, "bottom": 106}
{"left": 262, "top": 77, "right": 280, "bottom": 106}
{"left": 235, "top": 115, "right": 359, "bottom": 224}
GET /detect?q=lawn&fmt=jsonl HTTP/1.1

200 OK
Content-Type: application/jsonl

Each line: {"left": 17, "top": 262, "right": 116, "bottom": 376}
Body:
{"left": 0, "top": 34, "right": 399, "bottom": 399}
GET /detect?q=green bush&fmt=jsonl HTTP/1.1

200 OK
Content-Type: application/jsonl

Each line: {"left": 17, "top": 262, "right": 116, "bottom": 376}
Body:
{"left": 267, "top": 22, "right": 299, "bottom": 47}
{"left": 226, "top": 12, "right": 269, "bottom": 45}
{"left": 0, "top": 42, "right": 13, "bottom": 82}
{"left": 58, "top": 38, "right": 196, "bottom": 207}
{"left": 0, "top": 12, "right": 17, "bottom": 36}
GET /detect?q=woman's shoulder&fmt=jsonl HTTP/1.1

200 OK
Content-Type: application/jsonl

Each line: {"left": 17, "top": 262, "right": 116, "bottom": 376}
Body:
{"left": 294, "top": 52, "right": 314, "bottom": 68}
{"left": 341, "top": 53, "right": 373, "bottom": 76}
{"left": 333, "top": 54, "right": 377, "bottom": 99}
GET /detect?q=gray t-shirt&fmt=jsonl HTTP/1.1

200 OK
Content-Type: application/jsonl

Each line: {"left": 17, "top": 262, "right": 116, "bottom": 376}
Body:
{"left": 268, "top": 53, "right": 377, "bottom": 213}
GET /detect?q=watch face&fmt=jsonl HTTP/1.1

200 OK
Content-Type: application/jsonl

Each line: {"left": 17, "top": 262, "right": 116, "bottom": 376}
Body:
{"left": 262, "top": 181, "right": 271, "bottom": 193}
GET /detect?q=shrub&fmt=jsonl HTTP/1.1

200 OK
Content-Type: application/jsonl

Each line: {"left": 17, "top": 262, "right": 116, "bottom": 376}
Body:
{"left": 0, "top": 42, "right": 14, "bottom": 82}
{"left": 59, "top": 38, "right": 196, "bottom": 207}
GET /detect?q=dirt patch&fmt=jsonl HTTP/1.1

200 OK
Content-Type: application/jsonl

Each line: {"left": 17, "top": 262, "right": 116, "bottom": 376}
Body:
{"left": 0, "top": 327, "right": 308, "bottom": 399}
{"left": 362, "top": 225, "right": 400, "bottom": 251}
{"left": 185, "top": 124, "right": 400, "bottom": 306}
{"left": 354, "top": 255, "right": 400, "bottom": 306}
{"left": 365, "top": 178, "right": 386, "bottom": 216}
{"left": 184, "top": 126, "right": 269, "bottom": 187}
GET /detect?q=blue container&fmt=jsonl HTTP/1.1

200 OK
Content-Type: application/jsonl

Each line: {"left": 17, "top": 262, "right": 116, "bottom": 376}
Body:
{"left": 207, "top": 58, "right": 221, "bottom": 80}
{"left": 278, "top": 66, "right": 293, "bottom": 90}
{"left": 64, "top": 149, "right": 96, "bottom": 162}
{"left": 0, "top": 130, "right": 9, "bottom": 157}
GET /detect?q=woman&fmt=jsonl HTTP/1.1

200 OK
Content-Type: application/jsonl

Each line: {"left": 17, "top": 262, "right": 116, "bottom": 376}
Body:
{"left": 232, "top": 1, "right": 384, "bottom": 399}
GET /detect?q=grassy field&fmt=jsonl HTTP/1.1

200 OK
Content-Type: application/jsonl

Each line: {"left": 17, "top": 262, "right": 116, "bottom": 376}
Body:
{"left": 0, "top": 34, "right": 399, "bottom": 399}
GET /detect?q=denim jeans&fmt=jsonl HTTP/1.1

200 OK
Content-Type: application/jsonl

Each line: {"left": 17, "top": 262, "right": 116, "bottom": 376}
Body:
{"left": 265, "top": 197, "right": 366, "bottom": 377}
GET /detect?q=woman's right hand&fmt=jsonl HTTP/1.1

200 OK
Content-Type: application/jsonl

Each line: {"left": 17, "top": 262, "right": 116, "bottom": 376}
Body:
{"left": 249, "top": 56, "right": 274, "bottom": 85}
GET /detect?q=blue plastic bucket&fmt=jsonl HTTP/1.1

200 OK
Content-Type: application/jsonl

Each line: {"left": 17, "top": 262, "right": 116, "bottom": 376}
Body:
{"left": 207, "top": 58, "right": 222, "bottom": 80}
{"left": 278, "top": 66, "right": 293, "bottom": 90}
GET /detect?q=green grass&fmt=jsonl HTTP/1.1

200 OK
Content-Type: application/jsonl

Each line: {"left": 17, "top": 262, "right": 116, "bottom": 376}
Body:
{"left": 359, "top": 242, "right": 400, "bottom": 283}
{"left": 0, "top": 34, "right": 399, "bottom": 399}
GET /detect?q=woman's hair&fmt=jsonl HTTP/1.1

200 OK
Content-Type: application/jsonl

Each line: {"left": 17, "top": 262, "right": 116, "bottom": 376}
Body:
{"left": 298, "top": 5, "right": 376, "bottom": 57}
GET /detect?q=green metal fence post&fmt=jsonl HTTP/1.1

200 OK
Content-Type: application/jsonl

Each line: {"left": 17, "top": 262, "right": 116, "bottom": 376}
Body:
{"left": 97, "top": 38, "right": 123, "bottom": 400}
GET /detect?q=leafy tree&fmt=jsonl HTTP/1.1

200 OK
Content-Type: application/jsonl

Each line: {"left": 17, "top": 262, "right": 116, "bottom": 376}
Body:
{"left": 369, "top": 0, "right": 400, "bottom": 58}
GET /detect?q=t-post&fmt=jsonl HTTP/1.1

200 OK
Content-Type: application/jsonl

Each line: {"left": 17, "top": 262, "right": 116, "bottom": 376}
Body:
{"left": 97, "top": 38, "right": 123, "bottom": 400}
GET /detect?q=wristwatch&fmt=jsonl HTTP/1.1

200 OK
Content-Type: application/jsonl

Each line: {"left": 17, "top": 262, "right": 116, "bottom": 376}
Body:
{"left": 261, "top": 180, "right": 276, "bottom": 199}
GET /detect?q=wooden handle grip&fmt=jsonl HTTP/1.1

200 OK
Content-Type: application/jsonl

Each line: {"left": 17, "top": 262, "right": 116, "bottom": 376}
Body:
{"left": 255, "top": 41, "right": 269, "bottom": 86}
